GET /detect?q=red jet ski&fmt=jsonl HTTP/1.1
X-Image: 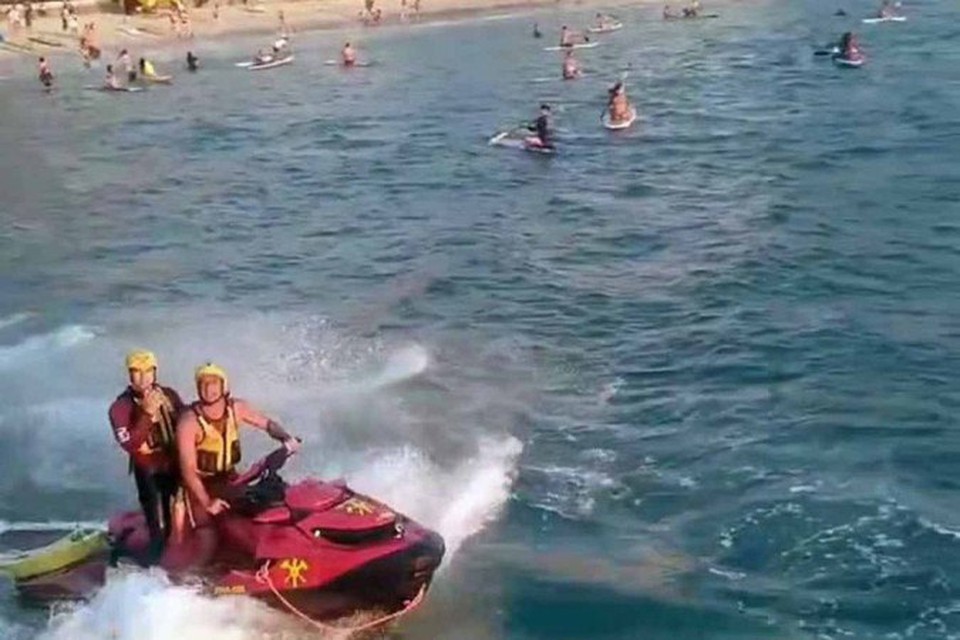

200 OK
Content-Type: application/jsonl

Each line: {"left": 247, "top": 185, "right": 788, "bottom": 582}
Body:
{"left": 9, "top": 447, "right": 445, "bottom": 626}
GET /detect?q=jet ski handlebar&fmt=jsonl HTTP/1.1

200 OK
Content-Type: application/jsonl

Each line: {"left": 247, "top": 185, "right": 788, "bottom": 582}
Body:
{"left": 230, "top": 440, "right": 301, "bottom": 487}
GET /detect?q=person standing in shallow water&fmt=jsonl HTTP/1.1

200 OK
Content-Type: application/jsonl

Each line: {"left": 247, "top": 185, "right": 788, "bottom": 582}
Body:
{"left": 38, "top": 56, "right": 53, "bottom": 88}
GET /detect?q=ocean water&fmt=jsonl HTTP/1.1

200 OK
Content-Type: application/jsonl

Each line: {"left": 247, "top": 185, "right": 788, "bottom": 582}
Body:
{"left": 2, "top": 0, "right": 960, "bottom": 637}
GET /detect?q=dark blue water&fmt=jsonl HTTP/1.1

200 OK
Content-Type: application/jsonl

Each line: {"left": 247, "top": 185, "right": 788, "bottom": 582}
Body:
{"left": 2, "top": 0, "right": 960, "bottom": 638}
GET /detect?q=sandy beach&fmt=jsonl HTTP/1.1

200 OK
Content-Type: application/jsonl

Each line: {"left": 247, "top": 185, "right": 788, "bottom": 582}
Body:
{"left": 0, "top": 0, "right": 655, "bottom": 63}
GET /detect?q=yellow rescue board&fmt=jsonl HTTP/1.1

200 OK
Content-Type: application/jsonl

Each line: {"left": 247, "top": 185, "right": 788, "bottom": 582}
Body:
{"left": 0, "top": 529, "right": 107, "bottom": 581}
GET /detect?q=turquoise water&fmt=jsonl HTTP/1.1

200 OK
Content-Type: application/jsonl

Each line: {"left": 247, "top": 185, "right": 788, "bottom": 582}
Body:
{"left": 2, "top": 0, "right": 960, "bottom": 638}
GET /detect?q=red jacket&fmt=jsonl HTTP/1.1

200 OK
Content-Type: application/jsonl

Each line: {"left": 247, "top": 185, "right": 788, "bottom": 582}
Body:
{"left": 108, "top": 385, "right": 185, "bottom": 474}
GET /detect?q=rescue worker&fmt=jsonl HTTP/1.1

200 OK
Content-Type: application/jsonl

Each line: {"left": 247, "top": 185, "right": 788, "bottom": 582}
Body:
{"left": 108, "top": 350, "right": 185, "bottom": 564}
{"left": 175, "top": 363, "right": 300, "bottom": 570}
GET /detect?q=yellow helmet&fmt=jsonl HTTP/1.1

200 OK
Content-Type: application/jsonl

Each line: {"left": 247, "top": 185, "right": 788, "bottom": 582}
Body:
{"left": 194, "top": 362, "right": 229, "bottom": 393}
{"left": 125, "top": 349, "right": 158, "bottom": 372}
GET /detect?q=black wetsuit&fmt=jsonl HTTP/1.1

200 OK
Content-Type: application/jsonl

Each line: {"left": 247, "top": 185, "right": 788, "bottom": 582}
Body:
{"left": 529, "top": 114, "right": 551, "bottom": 147}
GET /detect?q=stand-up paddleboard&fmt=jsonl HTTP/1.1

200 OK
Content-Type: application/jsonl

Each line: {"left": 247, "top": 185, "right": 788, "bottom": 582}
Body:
{"left": 602, "top": 105, "right": 637, "bottom": 130}
{"left": 543, "top": 41, "right": 599, "bottom": 51}
{"left": 531, "top": 72, "right": 586, "bottom": 83}
{"left": 664, "top": 13, "right": 719, "bottom": 20}
{"left": 84, "top": 85, "right": 144, "bottom": 92}
{"left": 248, "top": 54, "right": 294, "bottom": 70}
{"left": 117, "top": 25, "right": 157, "bottom": 38}
{"left": 833, "top": 55, "right": 865, "bottom": 67}
{"left": 0, "top": 40, "right": 35, "bottom": 55}
{"left": 142, "top": 74, "right": 173, "bottom": 84}
{"left": 588, "top": 21, "right": 622, "bottom": 33}
{"left": 323, "top": 59, "right": 373, "bottom": 67}
{"left": 862, "top": 15, "right": 906, "bottom": 23}
{"left": 28, "top": 36, "right": 65, "bottom": 48}
{"left": 489, "top": 131, "right": 556, "bottom": 154}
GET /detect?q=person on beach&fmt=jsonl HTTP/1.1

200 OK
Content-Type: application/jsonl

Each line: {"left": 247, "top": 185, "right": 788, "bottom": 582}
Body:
{"left": 341, "top": 41, "right": 356, "bottom": 66}
{"left": 562, "top": 50, "right": 581, "bottom": 80}
{"left": 166, "top": 363, "right": 299, "bottom": 572}
{"left": 108, "top": 351, "right": 186, "bottom": 564}
{"left": 607, "top": 80, "right": 632, "bottom": 123}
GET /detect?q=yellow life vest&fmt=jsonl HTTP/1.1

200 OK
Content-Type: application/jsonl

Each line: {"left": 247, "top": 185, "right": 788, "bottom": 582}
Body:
{"left": 143, "top": 60, "right": 156, "bottom": 77}
{"left": 193, "top": 401, "right": 241, "bottom": 477}
{"left": 135, "top": 389, "right": 177, "bottom": 457}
